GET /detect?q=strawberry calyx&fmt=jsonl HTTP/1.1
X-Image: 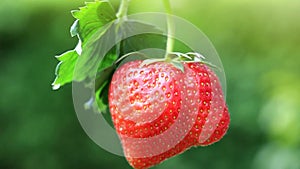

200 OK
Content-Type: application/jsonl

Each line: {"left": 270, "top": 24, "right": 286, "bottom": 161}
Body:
{"left": 141, "top": 52, "right": 221, "bottom": 72}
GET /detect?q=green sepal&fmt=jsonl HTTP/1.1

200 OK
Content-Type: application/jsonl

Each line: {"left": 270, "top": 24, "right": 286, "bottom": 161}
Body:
{"left": 171, "top": 60, "right": 185, "bottom": 72}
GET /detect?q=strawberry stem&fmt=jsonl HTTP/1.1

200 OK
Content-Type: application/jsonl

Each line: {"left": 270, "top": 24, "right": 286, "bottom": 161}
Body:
{"left": 117, "top": 0, "right": 131, "bottom": 19}
{"left": 163, "top": 0, "right": 175, "bottom": 59}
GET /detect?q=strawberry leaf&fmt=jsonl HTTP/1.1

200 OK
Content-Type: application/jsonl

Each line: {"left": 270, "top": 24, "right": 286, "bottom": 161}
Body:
{"left": 53, "top": 0, "right": 116, "bottom": 89}
{"left": 73, "top": 22, "right": 117, "bottom": 81}
{"left": 70, "top": 20, "right": 79, "bottom": 37}
{"left": 95, "top": 81, "right": 110, "bottom": 113}
{"left": 119, "top": 21, "right": 166, "bottom": 55}
{"left": 78, "top": 20, "right": 166, "bottom": 84}
{"left": 53, "top": 1, "right": 167, "bottom": 113}
{"left": 52, "top": 50, "right": 79, "bottom": 90}
{"left": 71, "top": 1, "right": 116, "bottom": 43}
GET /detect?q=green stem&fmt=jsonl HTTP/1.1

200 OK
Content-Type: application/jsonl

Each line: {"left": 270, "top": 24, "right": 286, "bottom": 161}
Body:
{"left": 163, "top": 0, "right": 175, "bottom": 59}
{"left": 116, "top": 0, "right": 131, "bottom": 19}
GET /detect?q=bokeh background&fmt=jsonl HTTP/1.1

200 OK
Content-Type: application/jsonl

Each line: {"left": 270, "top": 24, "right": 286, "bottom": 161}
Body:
{"left": 1, "top": 0, "right": 300, "bottom": 169}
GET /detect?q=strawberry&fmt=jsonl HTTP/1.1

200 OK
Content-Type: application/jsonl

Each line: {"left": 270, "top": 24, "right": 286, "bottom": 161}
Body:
{"left": 109, "top": 60, "right": 230, "bottom": 169}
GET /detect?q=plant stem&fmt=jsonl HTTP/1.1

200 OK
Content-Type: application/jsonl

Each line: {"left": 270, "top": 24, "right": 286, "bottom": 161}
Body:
{"left": 163, "top": 0, "right": 175, "bottom": 59}
{"left": 116, "top": 0, "right": 131, "bottom": 19}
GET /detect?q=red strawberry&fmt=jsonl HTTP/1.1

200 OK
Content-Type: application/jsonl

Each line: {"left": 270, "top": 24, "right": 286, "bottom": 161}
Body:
{"left": 109, "top": 60, "right": 230, "bottom": 169}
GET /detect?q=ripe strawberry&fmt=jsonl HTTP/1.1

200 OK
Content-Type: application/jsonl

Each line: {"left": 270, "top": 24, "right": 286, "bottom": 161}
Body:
{"left": 109, "top": 60, "right": 230, "bottom": 169}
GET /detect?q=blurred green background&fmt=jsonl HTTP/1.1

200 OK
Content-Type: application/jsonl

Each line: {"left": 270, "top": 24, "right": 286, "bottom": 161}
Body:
{"left": 1, "top": 0, "right": 300, "bottom": 169}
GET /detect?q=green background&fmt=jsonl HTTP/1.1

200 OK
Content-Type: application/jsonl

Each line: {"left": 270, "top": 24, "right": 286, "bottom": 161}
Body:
{"left": 1, "top": 0, "right": 300, "bottom": 169}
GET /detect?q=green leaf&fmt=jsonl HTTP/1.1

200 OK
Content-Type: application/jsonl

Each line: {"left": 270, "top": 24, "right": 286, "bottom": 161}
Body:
{"left": 52, "top": 50, "right": 79, "bottom": 90}
{"left": 71, "top": 1, "right": 116, "bottom": 43}
{"left": 85, "top": 65, "right": 115, "bottom": 114}
{"left": 95, "top": 82, "right": 110, "bottom": 113}
{"left": 73, "top": 20, "right": 166, "bottom": 82}
{"left": 84, "top": 81, "right": 110, "bottom": 114}
{"left": 73, "top": 22, "right": 116, "bottom": 81}
{"left": 95, "top": 64, "right": 116, "bottom": 91}
{"left": 70, "top": 20, "right": 79, "bottom": 37}
{"left": 53, "top": 1, "right": 170, "bottom": 114}
{"left": 53, "top": 1, "right": 117, "bottom": 89}
{"left": 119, "top": 21, "right": 167, "bottom": 56}
{"left": 97, "top": 48, "right": 118, "bottom": 72}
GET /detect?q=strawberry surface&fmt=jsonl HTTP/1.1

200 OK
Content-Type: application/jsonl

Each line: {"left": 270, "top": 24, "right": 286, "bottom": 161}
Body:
{"left": 109, "top": 60, "right": 230, "bottom": 169}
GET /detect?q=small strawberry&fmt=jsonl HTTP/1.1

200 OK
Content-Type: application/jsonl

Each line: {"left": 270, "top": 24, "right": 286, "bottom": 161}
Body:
{"left": 109, "top": 59, "right": 230, "bottom": 169}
